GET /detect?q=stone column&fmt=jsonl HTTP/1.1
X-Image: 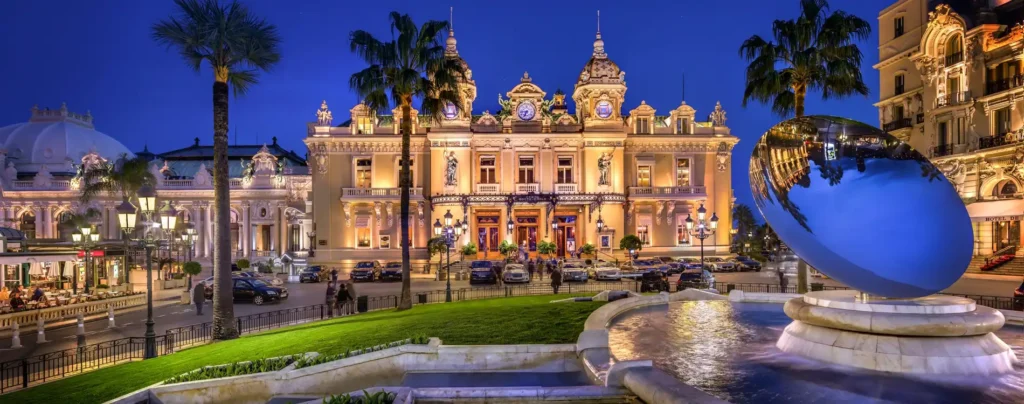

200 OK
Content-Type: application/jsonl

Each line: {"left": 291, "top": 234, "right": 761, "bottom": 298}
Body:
{"left": 191, "top": 205, "right": 202, "bottom": 259}
{"left": 102, "top": 206, "right": 111, "bottom": 239}
{"left": 242, "top": 204, "right": 251, "bottom": 258}
{"left": 204, "top": 206, "right": 213, "bottom": 258}
{"left": 272, "top": 205, "right": 282, "bottom": 256}
{"left": 34, "top": 206, "right": 44, "bottom": 239}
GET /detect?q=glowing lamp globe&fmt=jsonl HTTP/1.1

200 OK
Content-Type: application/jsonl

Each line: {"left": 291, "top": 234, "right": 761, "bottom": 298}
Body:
{"left": 749, "top": 116, "right": 972, "bottom": 298}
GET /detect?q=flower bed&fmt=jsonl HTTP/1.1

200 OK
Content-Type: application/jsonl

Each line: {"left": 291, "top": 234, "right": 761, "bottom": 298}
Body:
{"left": 323, "top": 390, "right": 397, "bottom": 404}
{"left": 163, "top": 355, "right": 300, "bottom": 384}
{"left": 294, "top": 336, "right": 430, "bottom": 369}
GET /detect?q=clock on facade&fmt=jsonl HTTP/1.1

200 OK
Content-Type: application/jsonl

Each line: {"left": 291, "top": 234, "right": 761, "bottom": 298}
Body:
{"left": 595, "top": 100, "right": 613, "bottom": 119}
{"left": 517, "top": 101, "right": 536, "bottom": 121}
{"left": 443, "top": 102, "right": 458, "bottom": 120}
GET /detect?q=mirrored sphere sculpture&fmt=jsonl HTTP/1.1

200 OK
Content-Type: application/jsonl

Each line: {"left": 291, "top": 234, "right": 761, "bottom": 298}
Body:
{"left": 749, "top": 116, "right": 972, "bottom": 298}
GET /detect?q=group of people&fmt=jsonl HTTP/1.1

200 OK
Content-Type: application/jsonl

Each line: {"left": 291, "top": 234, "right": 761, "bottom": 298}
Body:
{"left": 0, "top": 285, "right": 48, "bottom": 311}
{"left": 325, "top": 269, "right": 357, "bottom": 317}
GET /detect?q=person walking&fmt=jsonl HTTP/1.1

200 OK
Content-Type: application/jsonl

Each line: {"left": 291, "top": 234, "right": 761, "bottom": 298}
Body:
{"left": 527, "top": 259, "right": 535, "bottom": 281}
{"left": 192, "top": 281, "right": 205, "bottom": 315}
{"left": 325, "top": 281, "right": 338, "bottom": 317}
{"left": 550, "top": 268, "right": 563, "bottom": 295}
{"left": 337, "top": 283, "right": 354, "bottom": 315}
{"left": 777, "top": 269, "right": 789, "bottom": 293}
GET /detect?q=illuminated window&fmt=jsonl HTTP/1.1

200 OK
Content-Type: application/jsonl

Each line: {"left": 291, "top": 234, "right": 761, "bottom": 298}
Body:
{"left": 556, "top": 157, "right": 573, "bottom": 184}
{"left": 356, "top": 117, "right": 374, "bottom": 134}
{"left": 676, "top": 223, "right": 690, "bottom": 245}
{"left": 996, "top": 107, "right": 1011, "bottom": 135}
{"left": 356, "top": 228, "right": 371, "bottom": 248}
{"left": 637, "top": 166, "right": 651, "bottom": 187}
{"left": 479, "top": 156, "right": 496, "bottom": 184}
{"left": 356, "top": 158, "right": 372, "bottom": 188}
{"left": 518, "top": 156, "right": 535, "bottom": 183}
{"left": 676, "top": 159, "right": 690, "bottom": 186}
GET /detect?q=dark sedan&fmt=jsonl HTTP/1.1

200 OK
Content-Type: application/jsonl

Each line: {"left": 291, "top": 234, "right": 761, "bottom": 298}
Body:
{"left": 205, "top": 277, "right": 287, "bottom": 306}
{"left": 735, "top": 256, "right": 763, "bottom": 272}
{"left": 468, "top": 260, "right": 497, "bottom": 285}
{"left": 380, "top": 262, "right": 403, "bottom": 281}
{"left": 298, "top": 266, "right": 324, "bottom": 283}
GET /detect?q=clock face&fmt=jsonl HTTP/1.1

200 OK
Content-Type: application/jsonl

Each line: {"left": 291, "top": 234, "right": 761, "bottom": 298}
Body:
{"left": 443, "top": 102, "right": 458, "bottom": 120}
{"left": 595, "top": 100, "right": 613, "bottom": 119}
{"left": 517, "top": 102, "right": 536, "bottom": 121}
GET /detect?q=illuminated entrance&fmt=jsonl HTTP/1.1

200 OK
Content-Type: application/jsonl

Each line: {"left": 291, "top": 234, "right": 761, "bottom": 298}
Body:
{"left": 553, "top": 215, "right": 577, "bottom": 257}
{"left": 514, "top": 210, "right": 539, "bottom": 258}
{"left": 476, "top": 213, "right": 501, "bottom": 259}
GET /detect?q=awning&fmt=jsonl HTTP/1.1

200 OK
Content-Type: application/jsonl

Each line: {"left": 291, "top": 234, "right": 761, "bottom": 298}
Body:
{"left": 0, "top": 254, "right": 78, "bottom": 266}
{"left": 966, "top": 199, "right": 1024, "bottom": 222}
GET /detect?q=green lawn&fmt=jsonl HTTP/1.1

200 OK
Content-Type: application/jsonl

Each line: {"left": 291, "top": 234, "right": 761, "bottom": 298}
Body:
{"left": 7, "top": 295, "right": 603, "bottom": 404}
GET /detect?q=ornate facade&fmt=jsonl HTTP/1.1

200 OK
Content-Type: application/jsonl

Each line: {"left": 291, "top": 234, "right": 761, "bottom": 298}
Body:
{"left": 0, "top": 104, "right": 312, "bottom": 266}
{"left": 305, "top": 25, "right": 738, "bottom": 264}
{"left": 876, "top": 0, "right": 1024, "bottom": 255}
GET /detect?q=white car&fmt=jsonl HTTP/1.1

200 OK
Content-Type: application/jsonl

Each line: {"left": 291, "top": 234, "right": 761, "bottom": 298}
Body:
{"left": 703, "top": 257, "right": 736, "bottom": 272}
{"left": 588, "top": 261, "right": 621, "bottom": 281}
{"left": 503, "top": 264, "right": 530, "bottom": 283}
{"left": 561, "top": 262, "right": 589, "bottom": 282}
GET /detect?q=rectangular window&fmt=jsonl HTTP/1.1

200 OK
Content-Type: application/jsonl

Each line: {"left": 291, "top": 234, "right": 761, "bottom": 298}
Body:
{"left": 479, "top": 156, "right": 496, "bottom": 184}
{"left": 894, "top": 74, "right": 905, "bottom": 95}
{"left": 955, "top": 117, "right": 964, "bottom": 145}
{"left": 938, "top": 121, "right": 948, "bottom": 146}
{"left": 892, "top": 105, "right": 905, "bottom": 121}
{"left": 676, "top": 159, "right": 691, "bottom": 186}
{"left": 355, "top": 158, "right": 372, "bottom": 188}
{"left": 637, "top": 165, "right": 652, "bottom": 187}
{"left": 637, "top": 223, "right": 651, "bottom": 246}
{"left": 676, "top": 223, "right": 690, "bottom": 245}
{"left": 637, "top": 118, "right": 650, "bottom": 134}
{"left": 518, "top": 156, "right": 535, "bottom": 183}
{"left": 356, "top": 228, "right": 371, "bottom": 248}
{"left": 556, "top": 157, "right": 574, "bottom": 184}
{"left": 356, "top": 117, "right": 373, "bottom": 134}
{"left": 676, "top": 117, "right": 688, "bottom": 134}
{"left": 996, "top": 107, "right": 1012, "bottom": 134}
{"left": 947, "top": 77, "right": 960, "bottom": 101}
{"left": 894, "top": 16, "right": 904, "bottom": 38}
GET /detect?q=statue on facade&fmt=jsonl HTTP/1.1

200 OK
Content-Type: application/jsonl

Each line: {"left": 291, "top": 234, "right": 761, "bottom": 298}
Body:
{"left": 445, "top": 151, "right": 458, "bottom": 186}
{"left": 598, "top": 152, "right": 612, "bottom": 186}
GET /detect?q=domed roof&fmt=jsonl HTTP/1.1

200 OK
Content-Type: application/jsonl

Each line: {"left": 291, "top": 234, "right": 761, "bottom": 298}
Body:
{"left": 0, "top": 104, "right": 133, "bottom": 172}
{"left": 577, "top": 32, "right": 624, "bottom": 86}
{"left": 445, "top": 28, "right": 475, "bottom": 85}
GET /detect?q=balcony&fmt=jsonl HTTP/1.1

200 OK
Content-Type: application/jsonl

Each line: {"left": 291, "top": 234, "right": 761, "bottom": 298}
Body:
{"left": 515, "top": 183, "right": 539, "bottom": 194}
{"left": 985, "top": 76, "right": 1024, "bottom": 95}
{"left": 979, "top": 131, "right": 1024, "bottom": 150}
{"left": 882, "top": 118, "right": 912, "bottom": 132}
{"left": 945, "top": 51, "right": 963, "bottom": 66}
{"left": 553, "top": 183, "right": 578, "bottom": 194}
{"left": 935, "top": 91, "right": 972, "bottom": 108}
{"left": 932, "top": 144, "right": 955, "bottom": 158}
{"left": 341, "top": 187, "right": 423, "bottom": 199}
{"left": 475, "top": 183, "right": 500, "bottom": 194}
{"left": 628, "top": 186, "right": 706, "bottom": 199}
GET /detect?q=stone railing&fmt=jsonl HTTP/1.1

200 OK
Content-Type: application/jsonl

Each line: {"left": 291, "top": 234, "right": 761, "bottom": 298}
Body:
{"left": 229, "top": 178, "right": 244, "bottom": 187}
{"left": 252, "top": 250, "right": 275, "bottom": 258}
{"left": 628, "top": 186, "right": 706, "bottom": 197}
{"left": 163, "top": 179, "right": 194, "bottom": 188}
{"left": 341, "top": 187, "right": 423, "bottom": 199}
{"left": 554, "top": 183, "right": 578, "bottom": 194}
{"left": 475, "top": 184, "right": 500, "bottom": 194}
{"left": 10, "top": 180, "right": 73, "bottom": 190}
{"left": 515, "top": 183, "right": 539, "bottom": 194}
{"left": 0, "top": 293, "right": 146, "bottom": 329}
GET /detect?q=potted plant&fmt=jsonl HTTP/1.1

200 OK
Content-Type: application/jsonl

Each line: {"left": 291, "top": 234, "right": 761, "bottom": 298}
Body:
{"left": 182, "top": 261, "right": 202, "bottom": 291}
{"left": 460, "top": 242, "right": 477, "bottom": 259}
{"left": 579, "top": 243, "right": 596, "bottom": 259}
{"left": 498, "top": 240, "right": 519, "bottom": 263}
{"left": 236, "top": 258, "right": 251, "bottom": 272}
{"left": 537, "top": 240, "right": 556, "bottom": 259}
{"left": 619, "top": 235, "right": 643, "bottom": 264}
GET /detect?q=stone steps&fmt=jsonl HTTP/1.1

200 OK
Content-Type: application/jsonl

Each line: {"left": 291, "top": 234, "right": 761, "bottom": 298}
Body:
{"left": 965, "top": 256, "right": 1024, "bottom": 277}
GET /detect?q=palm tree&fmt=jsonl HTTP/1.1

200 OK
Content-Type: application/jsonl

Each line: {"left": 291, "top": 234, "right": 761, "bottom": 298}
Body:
{"left": 79, "top": 154, "right": 156, "bottom": 286}
{"left": 740, "top": 0, "right": 869, "bottom": 292}
{"left": 349, "top": 12, "right": 466, "bottom": 310}
{"left": 152, "top": 0, "right": 281, "bottom": 339}
{"left": 733, "top": 204, "right": 757, "bottom": 243}
{"left": 739, "top": 0, "right": 870, "bottom": 118}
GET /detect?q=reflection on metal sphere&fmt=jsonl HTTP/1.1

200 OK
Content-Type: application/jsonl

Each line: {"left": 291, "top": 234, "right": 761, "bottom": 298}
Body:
{"left": 749, "top": 116, "right": 972, "bottom": 298}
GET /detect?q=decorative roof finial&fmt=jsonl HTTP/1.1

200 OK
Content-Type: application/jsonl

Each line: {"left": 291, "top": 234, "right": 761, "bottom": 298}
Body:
{"left": 593, "top": 10, "right": 606, "bottom": 58}
{"left": 521, "top": 71, "right": 531, "bottom": 83}
{"left": 317, "top": 100, "right": 333, "bottom": 126}
{"left": 445, "top": 6, "right": 458, "bottom": 56}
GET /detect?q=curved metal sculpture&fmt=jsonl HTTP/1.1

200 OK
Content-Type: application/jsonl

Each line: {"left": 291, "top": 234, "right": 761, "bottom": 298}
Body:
{"left": 749, "top": 116, "right": 972, "bottom": 298}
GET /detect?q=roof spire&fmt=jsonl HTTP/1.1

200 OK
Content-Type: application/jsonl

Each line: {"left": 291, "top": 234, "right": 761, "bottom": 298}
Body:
{"left": 445, "top": 6, "right": 458, "bottom": 56}
{"left": 593, "top": 10, "right": 606, "bottom": 58}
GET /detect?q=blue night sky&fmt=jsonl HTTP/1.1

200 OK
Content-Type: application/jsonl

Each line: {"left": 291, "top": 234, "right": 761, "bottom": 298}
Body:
{"left": 0, "top": 0, "right": 891, "bottom": 211}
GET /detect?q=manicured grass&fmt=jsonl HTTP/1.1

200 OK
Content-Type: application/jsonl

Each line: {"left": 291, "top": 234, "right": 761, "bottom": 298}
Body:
{"left": 7, "top": 295, "right": 603, "bottom": 404}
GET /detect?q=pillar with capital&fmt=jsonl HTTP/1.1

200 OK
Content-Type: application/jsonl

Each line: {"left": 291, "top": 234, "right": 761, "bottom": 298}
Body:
{"left": 34, "top": 205, "right": 44, "bottom": 239}
{"left": 242, "top": 204, "right": 251, "bottom": 258}
{"left": 204, "top": 205, "right": 213, "bottom": 258}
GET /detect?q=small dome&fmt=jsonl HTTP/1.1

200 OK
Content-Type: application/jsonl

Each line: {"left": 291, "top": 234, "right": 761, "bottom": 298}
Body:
{"left": 577, "top": 32, "right": 624, "bottom": 86}
{"left": 0, "top": 104, "right": 133, "bottom": 172}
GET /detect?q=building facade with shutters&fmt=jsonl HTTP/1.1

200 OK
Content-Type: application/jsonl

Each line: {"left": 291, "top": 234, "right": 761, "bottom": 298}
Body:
{"left": 304, "top": 25, "right": 738, "bottom": 265}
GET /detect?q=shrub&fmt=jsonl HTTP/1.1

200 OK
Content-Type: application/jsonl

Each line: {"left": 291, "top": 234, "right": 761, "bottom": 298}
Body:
{"left": 537, "top": 240, "right": 556, "bottom": 257}
{"left": 163, "top": 355, "right": 298, "bottom": 384}
{"left": 498, "top": 240, "right": 518, "bottom": 262}
{"left": 236, "top": 259, "right": 251, "bottom": 270}
{"left": 182, "top": 261, "right": 203, "bottom": 276}
{"left": 294, "top": 337, "right": 429, "bottom": 370}
{"left": 579, "top": 243, "right": 596, "bottom": 256}
{"left": 619, "top": 235, "right": 643, "bottom": 254}
{"left": 460, "top": 243, "right": 477, "bottom": 256}
{"left": 323, "top": 390, "right": 396, "bottom": 404}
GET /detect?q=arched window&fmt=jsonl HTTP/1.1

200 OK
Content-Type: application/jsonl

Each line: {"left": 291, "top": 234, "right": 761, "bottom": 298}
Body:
{"left": 946, "top": 35, "right": 963, "bottom": 65}
{"left": 20, "top": 213, "right": 36, "bottom": 239}
{"left": 994, "top": 180, "right": 1018, "bottom": 197}
{"left": 56, "top": 211, "right": 75, "bottom": 241}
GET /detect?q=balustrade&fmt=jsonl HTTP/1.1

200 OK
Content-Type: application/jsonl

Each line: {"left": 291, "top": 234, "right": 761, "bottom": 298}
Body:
{"left": 515, "top": 183, "right": 539, "bottom": 194}
{"left": 553, "top": 183, "right": 578, "bottom": 194}
{"left": 475, "top": 184, "right": 500, "bottom": 194}
{"left": 979, "top": 131, "right": 1024, "bottom": 150}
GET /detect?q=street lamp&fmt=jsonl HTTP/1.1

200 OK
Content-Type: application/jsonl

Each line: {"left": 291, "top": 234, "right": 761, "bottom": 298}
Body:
{"left": 437, "top": 217, "right": 464, "bottom": 303}
{"left": 596, "top": 215, "right": 604, "bottom": 232}
{"left": 116, "top": 185, "right": 173, "bottom": 360}
{"left": 506, "top": 218, "right": 514, "bottom": 234}
{"left": 685, "top": 203, "right": 718, "bottom": 269}
{"left": 179, "top": 223, "right": 197, "bottom": 291}
{"left": 307, "top": 230, "right": 316, "bottom": 257}
{"left": 72, "top": 225, "right": 100, "bottom": 293}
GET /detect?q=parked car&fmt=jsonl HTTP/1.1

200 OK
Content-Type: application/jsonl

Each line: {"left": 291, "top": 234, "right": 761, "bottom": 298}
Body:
{"left": 298, "top": 266, "right": 324, "bottom": 283}
{"left": 503, "top": 264, "right": 530, "bottom": 283}
{"left": 676, "top": 268, "right": 715, "bottom": 290}
{"left": 703, "top": 257, "right": 736, "bottom": 272}
{"left": 734, "top": 256, "right": 762, "bottom": 272}
{"left": 469, "top": 260, "right": 497, "bottom": 285}
{"left": 588, "top": 261, "right": 622, "bottom": 281}
{"left": 380, "top": 262, "right": 403, "bottom": 282}
{"left": 635, "top": 259, "right": 671, "bottom": 275}
{"left": 677, "top": 257, "right": 703, "bottom": 271}
{"left": 350, "top": 261, "right": 381, "bottom": 282}
{"left": 561, "top": 262, "right": 589, "bottom": 283}
{"left": 655, "top": 257, "right": 684, "bottom": 274}
{"left": 205, "top": 277, "right": 287, "bottom": 305}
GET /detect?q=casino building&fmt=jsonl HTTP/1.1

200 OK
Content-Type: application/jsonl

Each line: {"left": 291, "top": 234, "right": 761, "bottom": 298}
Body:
{"left": 875, "top": 0, "right": 1024, "bottom": 259}
{"left": 304, "top": 25, "right": 739, "bottom": 265}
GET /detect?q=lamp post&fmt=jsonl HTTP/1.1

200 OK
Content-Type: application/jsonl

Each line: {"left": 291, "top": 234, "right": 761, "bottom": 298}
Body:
{"left": 435, "top": 216, "right": 463, "bottom": 303}
{"left": 116, "top": 185, "right": 175, "bottom": 359}
{"left": 307, "top": 230, "right": 316, "bottom": 257}
{"left": 685, "top": 203, "right": 719, "bottom": 269}
{"left": 179, "top": 223, "right": 196, "bottom": 291}
{"left": 71, "top": 227, "right": 100, "bottom": 293}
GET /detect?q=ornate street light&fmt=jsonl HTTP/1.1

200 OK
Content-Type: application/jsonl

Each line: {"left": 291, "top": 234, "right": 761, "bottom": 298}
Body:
{"left": 433, "top": 219, "right": 443, "bottom": 236}
{"left": 685, "top": 203, "right": 719, "bottom": 269}
{"left": 596, "top": 215, "right": 604, "bottom": 232}
{"left": 444, "top": 210, "right": 453, "bottom": 227}
{"left": 71, "top": 226, "right": 99, "bottom": 293}
{"left": 506, "top": 218, "right": 514, "bottom": 234}
{"left": 116, "top": 185, "right": 171, "bottom": 359}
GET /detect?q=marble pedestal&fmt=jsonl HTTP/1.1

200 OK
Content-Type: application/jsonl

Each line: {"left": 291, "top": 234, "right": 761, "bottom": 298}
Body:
{"left": 777, "top": 290, "right": 1018, "bottom": 375}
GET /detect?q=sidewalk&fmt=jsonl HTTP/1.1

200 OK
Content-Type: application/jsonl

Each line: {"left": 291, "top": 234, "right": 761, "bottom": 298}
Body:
{"left": 0, "top": 288, "right": 184, "bottom": 339}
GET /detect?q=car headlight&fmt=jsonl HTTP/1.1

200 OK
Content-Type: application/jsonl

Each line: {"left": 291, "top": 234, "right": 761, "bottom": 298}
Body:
{"left": 265, "top": 290, "right": 278, "bottom": 295}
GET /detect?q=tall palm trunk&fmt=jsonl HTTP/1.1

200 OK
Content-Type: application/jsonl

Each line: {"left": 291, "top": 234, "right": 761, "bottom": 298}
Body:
{"left": 793, "top": 81, "right": 808, "bottom": 294}
{"left": 212, "top": 68, "right": 238, "bottom": 339}
{"left": 397, "top": 99, "right": 413, "bottom": 310}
